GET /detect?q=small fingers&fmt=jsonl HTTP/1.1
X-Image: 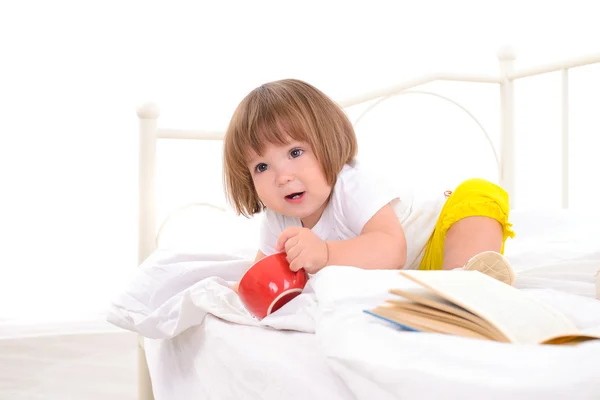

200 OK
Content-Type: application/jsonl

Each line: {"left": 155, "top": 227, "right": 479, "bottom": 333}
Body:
{"left": 289, "top": 249, "right": 306, "bottom": 272}
{"left": 284, "top": 236, "right": 300, "bottom": 253}
{"left": 285, "top": 242, "right": 301, "bottom": 265}
{"left": 275, "top": 227, "right": 301, "bottom": 251}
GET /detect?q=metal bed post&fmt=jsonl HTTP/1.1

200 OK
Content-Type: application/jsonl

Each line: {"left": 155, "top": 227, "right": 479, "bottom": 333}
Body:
{"left": 497, "top": 47, "right": 517, "bottom": 208}
{"left": 136, "top": 102, "right": 159, "bottom": 400}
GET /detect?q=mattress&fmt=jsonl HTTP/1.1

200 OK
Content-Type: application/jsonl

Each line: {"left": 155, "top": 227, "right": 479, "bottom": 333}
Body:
{"left": 107, "top": 209, "right": 600, "bottom": 400}
{"left": 138, "top": 263, "right": 600, "bottom": 400}
{"left": 311, "top": 266, "right": 600, "bottom": 400}
{"left": 144, "top": 315, "right": 353, "bottom": 400}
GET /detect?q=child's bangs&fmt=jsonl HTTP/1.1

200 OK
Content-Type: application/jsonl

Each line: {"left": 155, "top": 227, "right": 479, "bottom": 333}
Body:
{"left": 245, "top": 107, "right": 311, "bottom": 158}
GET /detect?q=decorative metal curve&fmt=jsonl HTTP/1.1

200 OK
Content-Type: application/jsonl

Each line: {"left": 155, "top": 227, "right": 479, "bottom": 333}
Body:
{"left": 352, "top": 90, "right": 500, "bottom": 171}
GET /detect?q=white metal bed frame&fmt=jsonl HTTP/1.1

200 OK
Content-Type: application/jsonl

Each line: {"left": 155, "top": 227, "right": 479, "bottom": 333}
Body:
{"left": 134, "top": 47, "right": 600, "bottom": 399}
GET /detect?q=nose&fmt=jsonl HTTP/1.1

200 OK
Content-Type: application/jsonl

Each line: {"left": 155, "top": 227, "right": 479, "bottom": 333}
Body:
{"left": 275, "top": 170, "right": 294, "bottom": 187}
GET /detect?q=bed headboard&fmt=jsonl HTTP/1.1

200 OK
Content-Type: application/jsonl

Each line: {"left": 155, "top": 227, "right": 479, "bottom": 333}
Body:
{"left": 135, "top": 47, "right": 600, "bottom": 266}
{"left": 132, "top": 47, "right": 600, "bottom": 400}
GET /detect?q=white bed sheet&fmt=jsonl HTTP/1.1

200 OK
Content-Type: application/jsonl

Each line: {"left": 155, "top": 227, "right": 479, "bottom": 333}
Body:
{"left": 108, "top": 209, "right": 600, "bottom": 400}
{"left": 144, "top": 315, "right": 353, "bottom": 400}
{"left": 134, "top": 260, "right": 600, "bottom": 400}
{"left": 312, "top": 266, "right": 600, "bottom": 400}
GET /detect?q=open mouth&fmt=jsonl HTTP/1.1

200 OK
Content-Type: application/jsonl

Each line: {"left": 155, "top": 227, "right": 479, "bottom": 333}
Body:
{"left": 285, "top": 192, "right": 305, "bottom": 200}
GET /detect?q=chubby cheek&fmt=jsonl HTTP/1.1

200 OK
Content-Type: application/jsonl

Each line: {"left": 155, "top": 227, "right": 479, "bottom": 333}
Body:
{"left": 312, "top": 171, "right": 331, "bottom": 195}
{"left": 252, "top": 177, "right": 274, "bottom": 205}
{"left": 319, "top": 184, "right": 333, "bottom": 201}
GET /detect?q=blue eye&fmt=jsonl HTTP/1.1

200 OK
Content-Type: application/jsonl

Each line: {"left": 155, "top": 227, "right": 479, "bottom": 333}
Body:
{"left": 255, "top": 163, "right": 268, "bottom": 173}
{"left": 290, "top": 148, "right": 303, "bottom": 158}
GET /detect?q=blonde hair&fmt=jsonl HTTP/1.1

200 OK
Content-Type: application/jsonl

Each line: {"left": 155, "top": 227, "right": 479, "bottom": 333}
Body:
{"left": 223, "top": 79, "right": 358, "bottom": 217}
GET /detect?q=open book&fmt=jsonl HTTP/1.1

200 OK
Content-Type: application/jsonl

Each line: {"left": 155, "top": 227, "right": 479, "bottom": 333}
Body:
{"left": 366, "top": 270, "right": 600, "bottom": 345}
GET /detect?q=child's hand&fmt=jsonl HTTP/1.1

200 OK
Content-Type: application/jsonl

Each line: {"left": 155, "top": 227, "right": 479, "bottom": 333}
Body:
{"left": 275, "top": 227, "right": 328, "bottom": 274}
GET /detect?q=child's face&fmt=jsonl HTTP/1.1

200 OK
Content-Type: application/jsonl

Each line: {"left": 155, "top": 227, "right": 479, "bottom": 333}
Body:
{"left": 247, "top": 141, "right": 331, "bottom": 228}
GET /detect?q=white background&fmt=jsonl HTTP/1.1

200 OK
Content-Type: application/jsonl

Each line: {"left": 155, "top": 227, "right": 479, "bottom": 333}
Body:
{"left": 0, "top": 0, "right": 598, "bottom": 323}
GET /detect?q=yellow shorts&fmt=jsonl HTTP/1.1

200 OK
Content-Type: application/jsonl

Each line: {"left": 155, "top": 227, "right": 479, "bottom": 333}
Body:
{"left": 418, "top": 178, "right": 515, "bottom": 270}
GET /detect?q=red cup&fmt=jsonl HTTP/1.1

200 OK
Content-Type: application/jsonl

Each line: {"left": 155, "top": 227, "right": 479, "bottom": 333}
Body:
{"left": 238, "top": 252, "right": 309, "bottom": 319}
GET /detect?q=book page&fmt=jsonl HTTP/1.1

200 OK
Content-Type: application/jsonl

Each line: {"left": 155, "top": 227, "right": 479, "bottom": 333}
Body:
{"left": 385, "top": 298, "right": 507, "bottom": 341}
{"left": 541, "top": 326, "right": 600, "bottom": 344}
{"left": 369, "top": 306, "right": 490, "bottom": 341}
{"left": 385, "top": 303, "right": 504, "bottom": 340}
{"left": 399, "top": 270, "right": 581, "bottom": 345}
{"left": 388, "top": 288, "right": 507, "bottom": 341}
{"left": 581, "top": 326, "right": 600, "bottom": 336}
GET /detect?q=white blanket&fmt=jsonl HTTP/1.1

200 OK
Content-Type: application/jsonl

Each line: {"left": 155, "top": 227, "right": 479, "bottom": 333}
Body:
{"left": 107, "top": 249, "right": 600, "bottom": 399}
{"left": 107, "top": 250, "right": 318, "bottom": 337}
{"left": 312, "top": 266, "right": 600, "bottom": 400}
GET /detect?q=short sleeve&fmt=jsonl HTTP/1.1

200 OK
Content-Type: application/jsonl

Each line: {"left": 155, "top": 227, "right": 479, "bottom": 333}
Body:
{"left": 335, "top": 166, "right": 399, "bottom": 235}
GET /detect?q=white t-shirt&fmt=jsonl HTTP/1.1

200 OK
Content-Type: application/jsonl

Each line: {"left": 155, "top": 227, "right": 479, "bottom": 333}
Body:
{"left": 258, "top": 162, "right": 445, "bottom": 269}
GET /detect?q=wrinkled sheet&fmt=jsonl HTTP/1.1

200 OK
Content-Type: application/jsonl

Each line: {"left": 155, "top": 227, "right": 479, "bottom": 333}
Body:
{"left": 107, "top": 247, "right": 600, "bottom": 400}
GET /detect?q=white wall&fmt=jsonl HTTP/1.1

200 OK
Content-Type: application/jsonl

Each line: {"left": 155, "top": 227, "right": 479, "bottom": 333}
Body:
{"left": 0, "top": 0, "right": 598, "bottom": 322}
